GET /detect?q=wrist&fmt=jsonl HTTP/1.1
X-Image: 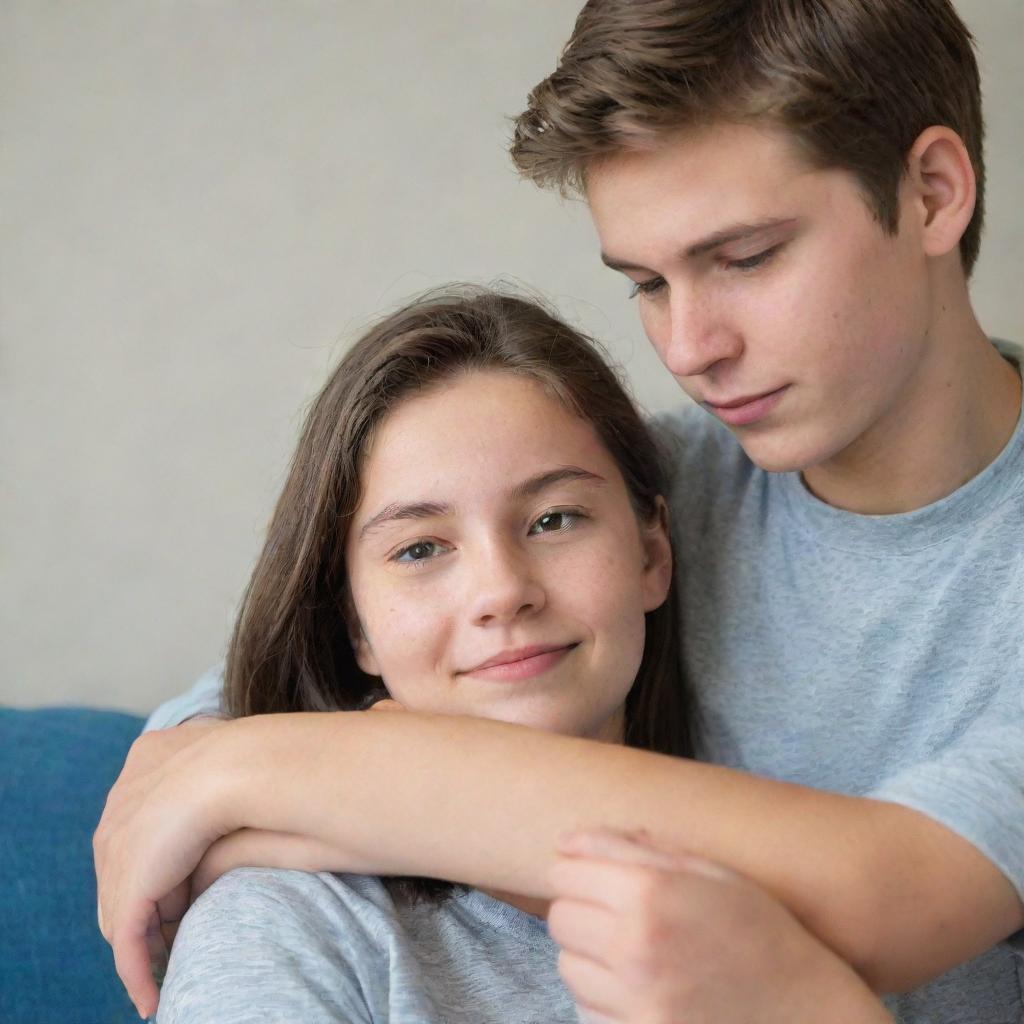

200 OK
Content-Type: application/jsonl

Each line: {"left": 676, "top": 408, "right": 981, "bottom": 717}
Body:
{"left": 189, "top": 715, "right": 263, "bottom": 838}
{"left": 203, "top": 712, "right": 332, "bottom": 837}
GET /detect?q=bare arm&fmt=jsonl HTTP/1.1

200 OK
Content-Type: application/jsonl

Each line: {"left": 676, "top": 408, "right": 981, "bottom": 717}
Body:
{"left": 207, "top": 711, "right": 1022, "bottom": 993}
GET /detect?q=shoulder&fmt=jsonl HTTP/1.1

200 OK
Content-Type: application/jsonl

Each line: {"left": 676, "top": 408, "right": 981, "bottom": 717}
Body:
{"left": 181, "top": 867, "right": 396, "bottom": 944}
{"left": 649, "top": 400, "right": 761, "bottom": 531}
{"left": 158, "top": 870, "right": 387, "bottom": 1022}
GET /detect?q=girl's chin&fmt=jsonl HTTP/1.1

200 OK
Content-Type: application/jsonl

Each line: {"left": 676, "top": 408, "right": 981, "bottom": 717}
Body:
{"left": 476, "top": 707, "right": 626, "bottom": 744}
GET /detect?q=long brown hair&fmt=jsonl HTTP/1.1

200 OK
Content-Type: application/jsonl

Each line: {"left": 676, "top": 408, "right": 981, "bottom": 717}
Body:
{"left": 224, "top": 286, "right": 692, "bottom": 899}
{"left": 510, "top": 0, "right": 986, "bottom": 276}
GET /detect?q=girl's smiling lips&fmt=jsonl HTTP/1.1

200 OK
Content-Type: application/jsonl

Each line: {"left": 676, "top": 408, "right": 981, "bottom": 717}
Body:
{"left": 460, "top": 643, "right": 579, "bottom": 682}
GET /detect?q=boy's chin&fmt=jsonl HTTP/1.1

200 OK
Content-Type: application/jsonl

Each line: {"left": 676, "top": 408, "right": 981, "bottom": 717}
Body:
{"left": 734, "top": 428, "right": 845, "bottom": 476}
{"left": 733, "top": 440, "right": 807, "bottom": 475}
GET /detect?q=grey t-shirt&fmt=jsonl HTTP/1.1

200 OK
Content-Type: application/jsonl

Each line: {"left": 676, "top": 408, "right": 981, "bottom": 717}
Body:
{"left": 157, "top": 868, "right": 579, "bottom": 1024}
{"left": 655, "top": 341, "right": 1024, "bottom": 1021}
{"left": 149, "top": 343, "right": 1024, "bottom": 1022}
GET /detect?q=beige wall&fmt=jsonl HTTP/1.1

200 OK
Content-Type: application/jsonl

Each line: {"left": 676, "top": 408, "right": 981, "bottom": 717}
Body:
{"left": 3, "top": 1, "right": 1021, "bottom": 712}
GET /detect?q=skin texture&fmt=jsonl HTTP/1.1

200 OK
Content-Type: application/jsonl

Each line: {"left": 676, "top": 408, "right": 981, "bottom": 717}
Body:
{"left": 344, "top": 370, "right": 671, "bottom": 743}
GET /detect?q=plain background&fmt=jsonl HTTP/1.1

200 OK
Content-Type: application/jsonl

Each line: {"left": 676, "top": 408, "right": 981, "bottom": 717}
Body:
{"left": 3, "top": 1, "right": 1022, "bottom": 712}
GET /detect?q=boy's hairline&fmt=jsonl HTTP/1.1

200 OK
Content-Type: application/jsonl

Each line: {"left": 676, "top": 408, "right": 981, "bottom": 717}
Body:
{"left": 576, "top": 117, "right": 913, "bottom": 247}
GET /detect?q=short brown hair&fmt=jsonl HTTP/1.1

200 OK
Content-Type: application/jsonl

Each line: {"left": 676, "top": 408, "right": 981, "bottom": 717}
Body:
{"left": 511, "top": 0, "right": 986, "bottom": 275}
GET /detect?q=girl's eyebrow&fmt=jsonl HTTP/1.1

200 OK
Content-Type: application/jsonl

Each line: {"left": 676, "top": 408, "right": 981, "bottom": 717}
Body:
{"left": 359, "top": 500, "right": 449, "bottom": 539}
{"left": 358, "top": 465, "right": 605, "bottom": 539}
{"left": 509, "top": 465, "right": 605, "bottom": 500}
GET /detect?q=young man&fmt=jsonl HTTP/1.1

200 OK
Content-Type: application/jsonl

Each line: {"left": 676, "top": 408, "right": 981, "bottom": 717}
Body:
{"left": 96, "top": 2, "right": 1021, "bottom": 1021}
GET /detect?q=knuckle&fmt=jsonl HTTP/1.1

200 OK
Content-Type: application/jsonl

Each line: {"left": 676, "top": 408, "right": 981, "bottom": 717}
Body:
{"left": 545, "top": 899, "right": 571, "bottom": 941}
{"left": 627, "top": 865, "right": 664, "bottom": 914}
{"left": 546, "top": 857, "right": 573, "bottom": 894}
{"left": 556, "top": 947, "right": 585, "bottom": 988}
{"left": 126, "top": 732, "right": 156, "bottom": 759}
{"left": 616, "top": 906, "right": 674, "bottom": 984}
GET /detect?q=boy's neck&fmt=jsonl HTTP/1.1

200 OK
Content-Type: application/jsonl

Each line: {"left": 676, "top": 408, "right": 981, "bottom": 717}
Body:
{"left": 801, "top": 298, "right": 1022, "bottom": 516}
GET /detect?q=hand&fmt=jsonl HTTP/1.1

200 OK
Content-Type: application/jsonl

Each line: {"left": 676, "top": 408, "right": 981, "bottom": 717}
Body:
{"left": 140, "top": 827, "right": 362, "bottom": 966}
{"left": 185, "top": 699, "right": 405, "bottom": 909}
{"left": 548, "top": 827, "right": 892, "bottom": 1024}
{"left": 92, "top": 718, "right": 231, "bottom": 1019}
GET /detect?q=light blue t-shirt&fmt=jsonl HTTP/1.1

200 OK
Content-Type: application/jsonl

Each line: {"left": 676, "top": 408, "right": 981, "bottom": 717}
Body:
{"left": 149, "top": 343, "right": 1024, "bottom": 1022}
{"left": 655, "top": 341, "right": 1024, "bottom": 1021}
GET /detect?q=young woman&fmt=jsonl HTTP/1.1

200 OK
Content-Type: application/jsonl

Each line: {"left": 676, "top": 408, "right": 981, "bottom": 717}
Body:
{"left": 157, "top": 287, "right": 687, "bottom": 1022}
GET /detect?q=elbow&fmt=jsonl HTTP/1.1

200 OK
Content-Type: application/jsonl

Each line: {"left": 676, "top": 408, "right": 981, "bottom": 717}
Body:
{"left": 816, "top": 851, "right": 949, "bottom": 996}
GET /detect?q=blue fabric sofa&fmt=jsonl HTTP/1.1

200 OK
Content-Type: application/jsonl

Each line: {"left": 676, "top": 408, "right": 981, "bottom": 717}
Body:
{"left": 0, "top": 706, "right": 146, "bottom": 1024}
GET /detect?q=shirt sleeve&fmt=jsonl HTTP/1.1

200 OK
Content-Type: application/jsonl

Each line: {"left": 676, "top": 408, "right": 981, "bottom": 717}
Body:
{"left": 156, "top": 868, "right": 376, "bottom": 1024}
{"left": 143, "top": 664, "right": 227, "bottom": 732}
{"left": 868, "top": 681, "right": 1024, "bottom": 950}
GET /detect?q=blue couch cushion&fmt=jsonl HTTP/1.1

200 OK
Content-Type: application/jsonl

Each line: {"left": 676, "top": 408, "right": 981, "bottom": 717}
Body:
{"left": 0, "top": 706, "right": 145, "bottom": 1024}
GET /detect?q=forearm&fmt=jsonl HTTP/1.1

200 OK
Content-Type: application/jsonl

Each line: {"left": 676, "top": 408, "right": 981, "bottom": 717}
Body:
{"left": 209, "top": 711, "right": 1018, "bottom": 992}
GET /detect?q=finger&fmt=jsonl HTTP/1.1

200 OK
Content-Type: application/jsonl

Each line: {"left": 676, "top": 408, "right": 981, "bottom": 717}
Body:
{"left": 111, "top": 900, "right": 162, "bottom": 1020}
{"left": 559, "top": 827, "right": 738, "bottom": 882}
{"left": 576, "top": 1011, "right": 618, "bottom": 1024}
{"left": 557, "top": 828, "right": 682, "bottom": 869}
{"left": 548, "top": 855, "right": 663, "bottom": 913}
{"left": 145, "top": 910, "right": 170, "bottom": 990}
{"left": 547, "top": 896, "right": 620, "bottom": 966}
{"left": 157, "top": 883, "right": 191, "bottom": 937}
{"left": 558, "top": 948, "right": 628, "bottom": 1022}
{"left": 549, "top": 852, "right": 732, "bottom": 927}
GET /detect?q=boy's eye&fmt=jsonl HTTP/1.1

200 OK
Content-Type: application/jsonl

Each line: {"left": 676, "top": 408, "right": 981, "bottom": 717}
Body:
{"left": 628, "top": 277, "right": 666, "bottom": 300}
{"left": 393, "top": 540, "right": 446, "bottom": 563}
{"left": 529, "top": 510, "right": 582, "bottom": 535}
{"left": 725, "top": 245, "right": 780, "bottom": 272}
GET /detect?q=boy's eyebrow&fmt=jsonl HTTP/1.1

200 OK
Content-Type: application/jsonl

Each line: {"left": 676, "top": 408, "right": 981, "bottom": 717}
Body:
{"left": 601, "top": 216, "right": 798, "bottom": 272}
{"left": 358, "top": 466, "right": 605, "bottom": 539}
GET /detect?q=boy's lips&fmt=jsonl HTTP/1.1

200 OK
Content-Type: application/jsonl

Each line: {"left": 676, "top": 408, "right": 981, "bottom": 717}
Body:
{"left": 704, "top": 385, "right": 789, "bottom": 426}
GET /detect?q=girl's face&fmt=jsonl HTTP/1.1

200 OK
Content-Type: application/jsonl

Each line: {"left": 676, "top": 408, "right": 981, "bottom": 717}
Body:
{"left": 344, "top": 370, "right": 672, "bottom": 743}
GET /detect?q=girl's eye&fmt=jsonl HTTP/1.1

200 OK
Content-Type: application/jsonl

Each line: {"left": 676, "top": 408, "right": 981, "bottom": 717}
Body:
{"left": 392, "top": 540, "right": 447, "bottom": 564}
{"left": 725, "top": 245, "right": 780, "bottom": 272}
{"left": 628, "top": 277, "right": 666, "bottom": 300}
{"left": 529, "top": 510, "right": 583, "bottom": 535}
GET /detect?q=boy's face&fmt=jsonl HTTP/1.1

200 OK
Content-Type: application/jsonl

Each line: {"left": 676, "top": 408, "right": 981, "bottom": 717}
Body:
{"left": 586, "top": 122, "right": 933, "bottom": 474}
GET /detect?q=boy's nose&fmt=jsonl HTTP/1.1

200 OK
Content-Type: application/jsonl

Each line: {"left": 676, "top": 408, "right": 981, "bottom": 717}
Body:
{"left": 659, "top": 294, "right": 744, "bottom": 379}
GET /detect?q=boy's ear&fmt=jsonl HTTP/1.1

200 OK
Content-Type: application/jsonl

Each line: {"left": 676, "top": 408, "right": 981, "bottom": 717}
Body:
{"left": 640, "top": 496, "right": 674, "bottom": 613}
{"left": 905, "top": 126, "right": 977, "bottom": 263}
{"left": 344, "top": 595, "right": 382, "bottom": 677}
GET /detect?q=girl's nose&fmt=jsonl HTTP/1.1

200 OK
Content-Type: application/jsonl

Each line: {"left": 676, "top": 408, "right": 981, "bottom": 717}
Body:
{"left": 468, "top": 545, "right": 546, "bottom": 626}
